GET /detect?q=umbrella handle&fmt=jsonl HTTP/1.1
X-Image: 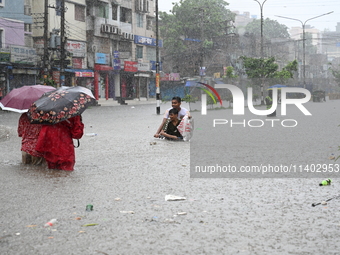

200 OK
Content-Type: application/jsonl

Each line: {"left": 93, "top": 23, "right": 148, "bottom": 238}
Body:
{"left": 74, "top": 139, "right": 80, "bottom": 148}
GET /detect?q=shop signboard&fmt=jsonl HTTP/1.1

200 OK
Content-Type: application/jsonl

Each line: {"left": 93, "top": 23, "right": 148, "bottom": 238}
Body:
{"left": 95, "top": 53, "right": 110, "bottom": 65}
{"left": 113, "top": 58, "right": 121, "bottom": 70}
{"left": 73, "top": 58, "right": 83, "bottom": 69}
{"left": 10, "top": 46, "right": 37, "bottom": 65}
{"left": 113, "top": 50, "right": 119, "bottom": 59}
{"left": 0, "top": 48, "right": 10, "bottom": 62}
{"left": 113, "top": 50, "right": 120, "bottom": 71}
{"left": 134, "top": 35, "right": 163, "bottom": 47}
{"left": 138, "top": 62, "right": 150, "bottom": 72}
{"left": 124, "top": 61, "right": 138, "bottom": 72}
{"left": 75, "top": 72, "right": 94, "bottom": 77}
{"left": 67, "top": 41, "right": 86, "bottom": 58}
{"left": 160, "top": 73, "right": 180, "bottom": 81}
{"left": 52, "top": 71, "right": 60, "bottom": 84}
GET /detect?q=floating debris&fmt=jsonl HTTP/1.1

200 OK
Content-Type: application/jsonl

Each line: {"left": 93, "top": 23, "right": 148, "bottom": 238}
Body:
{"left": 165, "top": 195, "right": 186, "bottom": 201}
{"left": 120, "top": 211, "right": 135, "bottom": 214}
{"left": 82, "top": 223, "right": 98, "bottom": 227}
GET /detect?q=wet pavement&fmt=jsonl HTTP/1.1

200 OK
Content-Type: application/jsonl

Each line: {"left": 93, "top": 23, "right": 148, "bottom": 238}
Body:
{"left": 1, "top": 99, "right": 340, "bottom": 255}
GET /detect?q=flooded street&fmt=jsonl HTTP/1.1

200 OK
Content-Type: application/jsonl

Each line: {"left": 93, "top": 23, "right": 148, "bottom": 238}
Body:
{"left": 1, "top": 100, "right": 340, "bottom": 254}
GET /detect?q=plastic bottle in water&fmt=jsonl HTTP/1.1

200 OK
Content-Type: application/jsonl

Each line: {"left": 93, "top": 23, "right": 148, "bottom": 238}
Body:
{"left": 44, "top": 219, "right": 57, "bottom": 227}
{"left": 319, "top": 179, "right": 331, "bottom": 186}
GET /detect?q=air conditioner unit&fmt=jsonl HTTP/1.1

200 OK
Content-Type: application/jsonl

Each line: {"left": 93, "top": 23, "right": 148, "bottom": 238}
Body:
{"left": 101, "top": 24, "right": 109, "bottom": 33}
{"left": 110, "top": 26, "right": 118, "bottom": 34}
{"left": 117, "top": 28, "right": 122, "bottom": 35}
{"left": 124, "top": 33, "right": 129, "bottom": 39}
{"left": 129, "top": 34, "right": 135, "bottom": 40}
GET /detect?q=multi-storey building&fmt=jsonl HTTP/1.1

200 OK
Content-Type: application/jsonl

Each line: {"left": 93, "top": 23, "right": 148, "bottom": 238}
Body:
{"left": 0, "top": 0, "right": 161, "bottom": 102}
{"left": 86, "top": 0, "right": 160, "bottom": 102}
{"left": 31, "top": 0, "right": 91, "bottom": 90}
{"left": 320, "top": 22, "right": 340, "bottom": 60}
{"left": 0, "top": 0, "right": 36, "bottom": 98}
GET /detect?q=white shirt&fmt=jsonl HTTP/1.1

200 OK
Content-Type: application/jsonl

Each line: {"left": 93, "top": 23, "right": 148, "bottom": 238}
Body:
{"left": 164, "top": 107, "right": 189, "bottom": 120}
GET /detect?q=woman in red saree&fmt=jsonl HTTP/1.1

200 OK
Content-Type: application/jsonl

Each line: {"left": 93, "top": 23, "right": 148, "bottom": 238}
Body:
{"left": 36, "top": 115, "right": 84, "bottom": 171}
{"left": 18, "top": 113, "right": 44, "bottom": 165}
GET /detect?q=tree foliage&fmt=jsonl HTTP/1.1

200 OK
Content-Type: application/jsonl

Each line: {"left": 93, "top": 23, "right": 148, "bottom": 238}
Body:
{"left": 240, "top": 57, "right": 298, "bottom": 84}
{"left": 159, "top": 0, "right": 235, "bottom": 74}
{"left": 330, "top": 65, "right": 340, "bottom": 87}
{"left": 244, "top": 18, "right": 290, "bottom": 39}
{"left": 240, "top": 56, "right": 278, "bottom": 79}
{"left": 224, "top": 66, "right": 238, "bottom": 78}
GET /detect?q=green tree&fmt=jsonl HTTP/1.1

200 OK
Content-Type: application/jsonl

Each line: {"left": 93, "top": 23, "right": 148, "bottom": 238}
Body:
{"left": 274, "top": 59, "right": 298, "bottom": 80}
{"left": 240, "top": 57, "right": 298, "bottom": 84}
{"left": 240, "top": 56, "right": 278, "bottom": 81}
{"left": 244, "top": 18, "right": 290, "bottom": 40}
{"left": 224, "top": 66, "right": 238, "bottom": 78}
{"left": 159, "top": 0, "right": 235, "bottom": 76}
{"left": 330, "top": 64, "right": 340, "bottom": 87}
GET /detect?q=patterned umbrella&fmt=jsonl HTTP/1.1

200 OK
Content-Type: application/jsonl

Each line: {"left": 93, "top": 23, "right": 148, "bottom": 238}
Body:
{"left": 0, "top": 85, "right": 56, "bottom": 113}
{"left": 27, "top": 86, "right": 95, "bottom": 124}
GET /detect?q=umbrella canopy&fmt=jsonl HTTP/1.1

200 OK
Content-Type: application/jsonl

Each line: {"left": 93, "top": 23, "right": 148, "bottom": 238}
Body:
{"left": 0, "top": 85, "right": 56, "bottom": 113}
{"left": 268, "top": 84, "right": 287, "bottom": 90}
{"left": 27, "top": 86, "right": 95, "bottom": 124}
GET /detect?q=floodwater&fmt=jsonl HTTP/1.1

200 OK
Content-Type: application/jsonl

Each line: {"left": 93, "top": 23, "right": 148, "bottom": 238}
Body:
{"left": 0, "top": 100, "right": 340, "bottom": 255}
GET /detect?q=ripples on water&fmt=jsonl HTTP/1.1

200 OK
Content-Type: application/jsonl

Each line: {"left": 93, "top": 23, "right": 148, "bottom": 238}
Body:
{"left": 1, "top": 103, "right": 340, "bottom": 254}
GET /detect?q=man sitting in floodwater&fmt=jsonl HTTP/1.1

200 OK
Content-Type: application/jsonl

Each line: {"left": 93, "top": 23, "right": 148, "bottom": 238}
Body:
{"left": 159, "top": 108, "right": 183, "bottom": 140}
{"left": 154, "top": 96, "right": 190, "bottom": 138}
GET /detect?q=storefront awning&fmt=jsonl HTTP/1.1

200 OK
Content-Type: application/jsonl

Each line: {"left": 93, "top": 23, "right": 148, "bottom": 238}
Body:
{"left": 65, "top": 68, "right": 94, "bottom": 77}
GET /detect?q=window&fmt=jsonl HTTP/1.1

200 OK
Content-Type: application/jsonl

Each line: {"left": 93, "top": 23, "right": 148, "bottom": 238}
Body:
{"left": 96, "top": 2, "right": 109, "bottom": 19}
{"left": 136, "top": 13, "right": 143, "bottom": 28}
{"left": 146, "top": 16, "right": 153, "bottom": 30}
{"left": 136, "top": 46, "right": 143, "bottom": 59}
{"left": 135, "top": 0, "right": 148, "bottom": 13}
{"left": 75, "top": 4, "right": 85, "bottom": 22}
{"left": 0, "top": 0, "right": 5, "bottom": 7}
{"left": 24, "top": 23, "right": 32, "bottom": 32}
{"left": 56, "top": 0, "right": 61, "bottom": 16}
{"left": 120, "top": 7, "right": 132, "bottom": 23}
{"left": 112, "top": 3, "right": 118, "bottom": 20}
{"left": 146, "top": 47, "right": 156, "bottom": 62}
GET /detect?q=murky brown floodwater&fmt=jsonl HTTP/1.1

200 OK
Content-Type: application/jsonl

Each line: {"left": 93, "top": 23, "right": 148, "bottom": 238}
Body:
{"left": 1, "top": 100, "right": 340, "bottom": 255}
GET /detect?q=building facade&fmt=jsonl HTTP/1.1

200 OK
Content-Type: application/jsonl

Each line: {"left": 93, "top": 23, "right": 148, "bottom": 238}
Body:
{"left": 31, "top": 0, "right": 91, "bottom": 89}
{"left": 0, "top": 0, "right": 36, "bottom": 98}
{"left": 0, "top": 0, "right": 161, "bottom": 102}
{"left": 86, "top": 0, "right": 160, "bottom": 101}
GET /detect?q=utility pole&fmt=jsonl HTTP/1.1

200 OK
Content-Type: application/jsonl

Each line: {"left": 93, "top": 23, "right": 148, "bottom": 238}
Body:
{"left": 43, "top": 0, "right": 48, "bottom": 75}
{"left": 254, "top": 0, "right": 267, "bottom": 105}
{"left": 60, "top": 0, "right": 65, "bottom": 87}
{"left": 276, "top": 11, "right": 333, "bottom": 89}
{"left": 155, "top": 0, "right": 160, "bottom": 115}
{"left": 199, "top": 8, "right": 205, "bottom": 79}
